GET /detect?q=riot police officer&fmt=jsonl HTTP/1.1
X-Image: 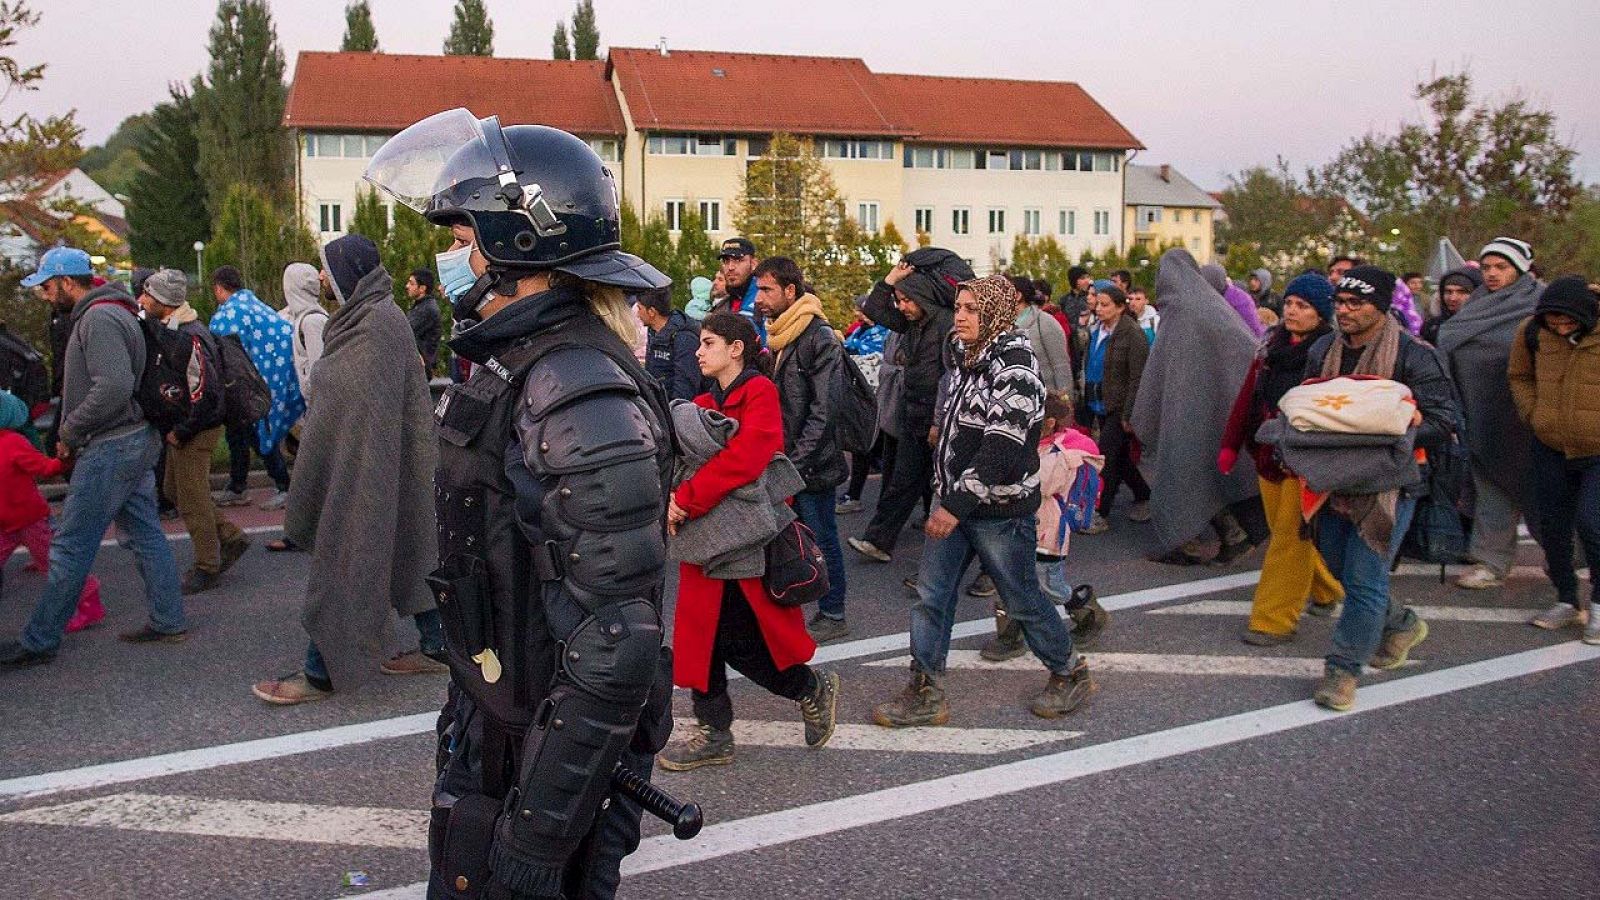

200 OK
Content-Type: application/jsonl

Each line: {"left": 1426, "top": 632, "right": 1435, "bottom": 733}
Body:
{"left": 365, "top": 110, "right": 674, "bottom": 899}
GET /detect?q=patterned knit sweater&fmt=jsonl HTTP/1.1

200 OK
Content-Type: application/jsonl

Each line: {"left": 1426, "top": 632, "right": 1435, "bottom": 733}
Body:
{"left": 934, "top": 329, "right": 1045, "bottom": 520}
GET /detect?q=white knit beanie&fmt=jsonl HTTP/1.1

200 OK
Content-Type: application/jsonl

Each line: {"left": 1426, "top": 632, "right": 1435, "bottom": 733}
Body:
{"left": 1479, "top": 236, "right": 1533, "bottom": 274}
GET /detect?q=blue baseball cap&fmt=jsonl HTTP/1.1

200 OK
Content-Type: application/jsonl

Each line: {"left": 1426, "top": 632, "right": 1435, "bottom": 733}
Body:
{"left": 21, "top": 247, "right": 93, "bottom": 288}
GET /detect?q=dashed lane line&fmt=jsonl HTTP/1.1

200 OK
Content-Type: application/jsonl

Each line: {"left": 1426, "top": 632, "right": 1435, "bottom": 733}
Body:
{"left": 1149, "top": 598, "right": 1540, "bottom": 624}
{"left": 864, "top": 648, "right": 1391, "bottom": 678}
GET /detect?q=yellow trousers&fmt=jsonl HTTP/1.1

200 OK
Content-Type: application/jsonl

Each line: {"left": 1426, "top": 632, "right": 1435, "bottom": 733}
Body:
{"left": 1248, "top": 476, "right": 1343, "bottom": 635}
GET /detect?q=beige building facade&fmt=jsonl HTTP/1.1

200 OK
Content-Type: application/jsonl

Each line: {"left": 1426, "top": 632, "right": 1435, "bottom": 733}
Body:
{"left": 1122, "top": 163, "right": 1221, "bottom": 263}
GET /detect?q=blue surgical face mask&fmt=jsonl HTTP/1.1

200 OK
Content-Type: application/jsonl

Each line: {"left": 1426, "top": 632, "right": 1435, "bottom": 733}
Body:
{"left": 436, "top": 244, "right": 478, "bottom": 300}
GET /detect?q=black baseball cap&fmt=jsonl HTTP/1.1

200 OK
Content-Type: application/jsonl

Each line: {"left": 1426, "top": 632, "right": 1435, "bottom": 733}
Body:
{"left": 718, "top": 237, "right": 757, "bottom": 259}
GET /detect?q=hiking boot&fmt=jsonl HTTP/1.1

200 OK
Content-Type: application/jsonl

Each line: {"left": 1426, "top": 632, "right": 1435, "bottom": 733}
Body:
{"left": 806, "top": 611, "right": 849, "bottom": 644}
{"left": 846, "top": 537, "right": 890, "bottom": 563}
{"left": 1306, "top": 600, "right": 1340, "bottom": 618}
{"left": 218, "top": 535, "right": 251, "bottom": 573}
{"left": 1369, "top": 618, "right": 1428, "bottom": 670}
{"left": 380, "top": 649, "right": 450, "bottom": 676}
{"left": 259, "top": 490, "right": 289, "bottom": 511}
{"left": 213, "top": 489, "right": 250, "bottom": 507}
{"left": 181, "top": 568, "right": 221, "bottom": 595}
{"left": 1313, "top": 667, "right": 1358, "bottom": 712}
{"left": 251, "top": 672, "right": 333, "bottom": 706}
{"left": 1069, "top": 596, "right": 1110, "bottom": 649}
{"left": 1080, "top": 514, "right": 1110, "bottom": 535}
{"left": 873, "top": 671, "right": 949, "bottom": 728}
{"left": 798, "top": 669, "right": 840, "bottom": 748}
{"left": 835, "top": 497, "right": 863, "bottom": 515}
{"left": 1127, "top": 500, "right": 1152, "bottom": 523}
{"left": 657, "top": 724, "right": 734, "bottom": 771}
{"left": 1212, "top": 538, "right": 1258, "bottom": 567}
{"left": 1454, "top": 565, "right": 1504, "bottom": 590}
{"left": 0, "top": 640, "right": 55, "bottom": 669}
{"left": 965, "top": 574, "right": 997, "bottom": 598}
{"left": 118, "top": 625, "right": 188, "bottom": 644}
{"left": 1530, "top": 602, "right": 1586, "bottom": 630}
{"left": 1030, "top": 658, "right": 1096, "bottom": 718}
{"left": 979, "top": 612, "right": 1026, "bottom": 662}
{"left": 1240, "top": 628, "right": 1295, "bottom": 647}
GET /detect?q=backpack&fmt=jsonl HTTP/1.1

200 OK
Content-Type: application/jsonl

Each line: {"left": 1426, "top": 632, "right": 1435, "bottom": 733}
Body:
{"left": 1062, "top": 459, "right": 1101, "bottom": 534}
{"left": 216, "top": 333, "right": 272, "bottom": 430}
{"left": 0, "top": 324, "right": 50, "bottom": 411}
{"left": 763, "top": 518, "right": 830, "bottom": 608}
{"left": 835, "top": 352, "right": 878, "bottom": 455}
{"left": 90, "top": 298, "right": 192, "bottom": 434}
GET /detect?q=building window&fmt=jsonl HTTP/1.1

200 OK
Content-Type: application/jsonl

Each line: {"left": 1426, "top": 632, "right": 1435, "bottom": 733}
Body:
{"left": 365, "top": 135, "right": 387, "bottom": 156}
{"left": 988, "top": 208, "right": 1006, "bottom": 234}
{"left": 856, "top": 201, "right": 880, "bottom": 233}
{"left": 952, "top": 208, "right": 970, "bottom": 235}
{"left": 1023, "top": 208, "right": 1041, "bottom": 236}
{"left": 698, "top": 200, "right": 721, "bottom": 232}
{"left": 318, "top": 202, "right": 342, "bottom": 234}
{"left": 587, "top": 139, "right": 620, "bottom": 161}
{"left": 1059, "top": 209, "right": 1076, "bottom": 235}
{"left": 1044, "top": 152, "right": 1060, "bottom": 171}
{"left": 1194, "top": 210, "right": 1203, "bottom": 224}
{"left": 821, "top": 139, "right": 893, "bottom": 160}
{"left": 914, "top": 207, "right": 933, "bottom": 234}
{"left": 1093, "top": 209, "right": 1111, "bottom": 236}
{"left": 1138, "top": 206, "right": 1163, "bottom": 228}
{"left": 647, "top": 134, "right": 737, "bottom": 156}
{"left": 986, "top": 150, "right": 1009, "bottom": 170}
{"left": 1191, "top": 237, "right": 1202, "bottom": 250}
{"left": 664, "top": 200, "right": 686, "bottom": 232}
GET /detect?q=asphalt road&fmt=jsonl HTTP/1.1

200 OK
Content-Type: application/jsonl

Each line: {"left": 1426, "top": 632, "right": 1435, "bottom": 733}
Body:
{"left": 0, "top": 484, "right": 1594, "bottom": 899}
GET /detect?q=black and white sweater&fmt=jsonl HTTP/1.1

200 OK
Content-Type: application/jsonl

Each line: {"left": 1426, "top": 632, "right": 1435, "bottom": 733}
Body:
{"left": 934, "top": 330, "right": 1045, "bottom": 520}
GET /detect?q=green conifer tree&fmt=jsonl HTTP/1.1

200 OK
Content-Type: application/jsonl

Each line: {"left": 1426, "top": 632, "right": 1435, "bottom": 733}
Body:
{"left": 127, "top": 86, "right": 209, "bottom": 271}
{"left": 341, "top": 1, "right": 379, "bottom": 52}
{"left": 443, "top": 0, "right": 494, "bottom": 56}
{"left": 570, "top": 0, "right": 600, "bottom": 60}
{"left": 193, "top": 0, "right": 292, "bottom": 219}
{"left": 552, "top": 22, "right": 571, "bottom": 60}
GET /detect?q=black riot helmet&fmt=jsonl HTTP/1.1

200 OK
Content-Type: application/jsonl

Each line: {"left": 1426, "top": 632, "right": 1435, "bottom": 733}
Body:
{"left": 363, "top": 108, "right": 667, "bottom": 318}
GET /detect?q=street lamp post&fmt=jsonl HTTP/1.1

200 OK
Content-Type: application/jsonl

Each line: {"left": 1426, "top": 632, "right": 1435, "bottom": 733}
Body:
{"left": 193, "top": 241, "right": 205, "bottom": 285}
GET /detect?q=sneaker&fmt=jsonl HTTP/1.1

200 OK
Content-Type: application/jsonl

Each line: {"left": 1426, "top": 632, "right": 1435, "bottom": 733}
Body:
{"left": 180, "top": 568, "right": 221, "bottom": 595}
{"left": 1370, "top": 618, "right": 1428, "bottom": 670}
{"left": 657, "top": 724, "right": 734, "bottom": 771}
{"left": 118, "top": 625, "right": 188, "bottom": 644}
{"left": 1313, "top": 667, "right": 1358, "bottom": 712}
{"left": 1030, "top": 658, "right": 1096, "bottom": 718}
{"left": 1584, "top": 614, "right": 1600, "bottom": 646}
{"left": 0, "top": 640, "right": 55, "bottom": 669}
{"left": 1529, "top": 602, "right": 1586, "bottom": 630}
{"left": 1454, "top": 565, "right": 1504, "bottom": 590}
{"left": 251, "top": 672, "right": 333, "bottom": 706}
{"left": 380, "top": 649, "right": 450, "bottom": 676}
{"left": 979, "top": 613, "right": 1026, "bottom": 662}
{"left": 806, "top": 611, "right": 849, "bottom": 644}
{"left": 835, "top": 498, "right": 863, "bottom": 515}
{"left": 798, "top": 669, "right": 840, "bottom": 748}
{"left": 1080, "top": 514, "right": 1110, "bottom": 535}
{"left": 1127, "top": 500, "right": 1152, "bottom": 523}
{"left": 1305, "top": 601, "right": 1340, "bottom": 618}
{"left": 259, "top": 490, "right": 290, "bottom": 511}
{"left": 218, "top": 535, "right": 251, "bottom": 573}
{"left": 1069, "top": 599, "right": 1110, "bottom": 649}
{"left": 213, "top": 489, "right": 250, "bottom": 507}
{"left": 872, "top": 671, "right": 949, "bottom": 728}
{"left": 846, "top": 537, "right": 891, "bottom": 563}
{"left": 965, "top": 574, "right": 997, "bottom": 598}
{"left": 1240, "top": 628, "right": 1296, "bottom": 647}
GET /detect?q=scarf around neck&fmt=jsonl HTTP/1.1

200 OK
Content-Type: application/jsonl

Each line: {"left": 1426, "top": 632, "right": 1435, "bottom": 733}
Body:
{"left": 1317, "top": 310, "right": 1405, "bottom": 553}
{"left": 1321, "top": 309, "right": 1402, "bottom": 379}
{"left": 766, "top": 293, "right": 824, "bottom": 354}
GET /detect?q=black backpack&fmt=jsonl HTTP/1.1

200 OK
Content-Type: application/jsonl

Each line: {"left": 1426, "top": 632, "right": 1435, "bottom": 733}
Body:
{"left": 90, "top": 298, "right": 192, "bottom": 434}
{"left": 835, "top": 352, "right": 878, "bottom": 455}
{"left": 216, "top": 333, "right": 272, "bottom": 430}
{"left": 0, "top": 324, "right": 50, "bottom": 411}
{"left": 763, "top": 519, "right": 830, "bottom": 607}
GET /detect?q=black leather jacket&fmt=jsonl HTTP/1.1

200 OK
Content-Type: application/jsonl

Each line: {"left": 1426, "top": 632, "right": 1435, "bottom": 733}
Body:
{"left": 774, "top": 316, "right": 846, "bottom": 491}
{"left": 861, "top": 279, "right": 952, "bottom": 430}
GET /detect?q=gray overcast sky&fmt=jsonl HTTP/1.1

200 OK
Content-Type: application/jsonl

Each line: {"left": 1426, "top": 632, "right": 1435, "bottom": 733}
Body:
{"left": 12, "top": 0, "right": 1599, "bottom": 189}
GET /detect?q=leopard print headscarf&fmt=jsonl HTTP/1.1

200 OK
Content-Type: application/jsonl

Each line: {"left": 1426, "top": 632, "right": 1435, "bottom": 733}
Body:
{"left": 957, "top": 275, "right": 1022, "bottom": 368}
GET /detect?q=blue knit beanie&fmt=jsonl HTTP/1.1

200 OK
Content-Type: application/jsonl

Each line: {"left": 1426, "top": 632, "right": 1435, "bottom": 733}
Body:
{"left": 1284, "top": 272, "right": 1335, "bottom": 322}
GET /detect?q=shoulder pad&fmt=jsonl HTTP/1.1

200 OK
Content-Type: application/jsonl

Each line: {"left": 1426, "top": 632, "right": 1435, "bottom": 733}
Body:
{"left": 521, "top": 345, "right": 638, "bottom": 421}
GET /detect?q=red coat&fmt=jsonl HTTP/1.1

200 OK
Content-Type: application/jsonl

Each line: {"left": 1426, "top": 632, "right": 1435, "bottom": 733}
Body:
{"left": 671, "top": 372, "right": 817, "bottom": 692}
{"left": 0, "top": 430, "right": 62, "bottom": 533}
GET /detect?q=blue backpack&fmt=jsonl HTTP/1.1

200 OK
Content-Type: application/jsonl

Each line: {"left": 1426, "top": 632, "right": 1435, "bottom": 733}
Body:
{"left": 1060, "top": 454, "right": 1101, "bottom": 535}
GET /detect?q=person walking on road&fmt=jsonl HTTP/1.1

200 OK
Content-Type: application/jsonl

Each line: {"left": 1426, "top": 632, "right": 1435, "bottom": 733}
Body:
{"left": 1, "top": 247, "right": 186, "bottom": 668}
{"left": 636, "top": 285, "right": 704, "bottom": 403}
{"left": 659, "top": 312, "right": 840, "bottom": 770}
{"left": 873, "top": 275, "right": 1096, "bottom": 727}
{"left": 1421, "top": 266, "right": 1481, "bottom": 347}
{"left": 208, "top": 266, "right": 303, "bottom": 511}
{"left": 1080, "top": 283, "right": 1150, "bottom": 533}
{"left": 404, "top": 267, "right": 442, "bottom": 375}
{"left": 1508, "top": 276, "right": 1600, "bottom": 641}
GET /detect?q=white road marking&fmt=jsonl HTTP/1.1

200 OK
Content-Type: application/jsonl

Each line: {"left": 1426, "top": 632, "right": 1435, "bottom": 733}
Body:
{"left": 678, "top": 718, "right": 1082, "bottom": 754}
{"left": 1392, "top": 563, "right": 1577, "bottom": 580}
{"left": 0, "top": 792, "right": 428, "bottom": 849}
{"left": 1150, "top": 598, "right": 1538, "bottom": 624}
{"left": 10, "top": 523, "right": 286, "bottom": 559}
{"left": 863, "top": 648, "right": 1397, "bottom": 678}
{"left": 0, "top": 572, "right": 1258, "bottom": 803}
{"left": 340, "top": 641, "right": 1600, "bottom": 898}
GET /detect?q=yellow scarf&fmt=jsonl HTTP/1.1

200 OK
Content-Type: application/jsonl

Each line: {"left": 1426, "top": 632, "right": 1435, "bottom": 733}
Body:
{"left": 766, "top": 293, "right": 825, "bottom": 354}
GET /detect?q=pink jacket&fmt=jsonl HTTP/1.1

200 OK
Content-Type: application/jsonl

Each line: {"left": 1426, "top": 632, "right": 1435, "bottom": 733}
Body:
{"left": 1035, "top": 428, "right": 1104, "bottom": 556}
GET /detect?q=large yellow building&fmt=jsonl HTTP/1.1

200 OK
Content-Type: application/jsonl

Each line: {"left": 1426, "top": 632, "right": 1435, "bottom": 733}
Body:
{"left": 1122, "top": 163, "right": 1220, "bottom": 263}
{"left": 285, "top": 48, "right": 1144, "bottom": 274}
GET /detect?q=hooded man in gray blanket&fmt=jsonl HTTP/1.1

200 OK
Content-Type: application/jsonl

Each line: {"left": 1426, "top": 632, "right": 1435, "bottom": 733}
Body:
{"left": 252, "top": 234, "right": 441, "bottom": 705}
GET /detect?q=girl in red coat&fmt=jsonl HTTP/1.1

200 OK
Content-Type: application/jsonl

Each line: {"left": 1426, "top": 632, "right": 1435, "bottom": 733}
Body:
{"left": 0, "top": 390, "right": 101, "bottom": 632}
{"left": 659, "top": 313, "right": 840, "bottom": 771}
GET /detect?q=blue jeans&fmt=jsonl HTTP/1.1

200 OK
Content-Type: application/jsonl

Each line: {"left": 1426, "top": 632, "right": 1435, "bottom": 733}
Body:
{"left": 1317, "top": 496, "right": 1417, "bottom": 676}
{"left": 793, "top": 489, "right": 848, "bottom": 620}
{"left": 912, "top": 514, "right": 1076, "bottom": 675}
{"left": 1530, "top": 438, "right": 1600, "bottom": 608}
{"left": 303, "top": 609, "right": 445, "bottom": 686}
{"left": 22, "top": 426, "right": 184, "bottom": 652}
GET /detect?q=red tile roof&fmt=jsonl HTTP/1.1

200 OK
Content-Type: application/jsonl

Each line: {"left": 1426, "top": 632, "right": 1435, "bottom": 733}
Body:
{"left": 605, "top": 47, "right": 916, "bottom": 137}
{"left": 877, "top": 73, "right": 1142, "bottom": 150}
{"left": 284, "top": 52, "right": 625, "bottom": 135}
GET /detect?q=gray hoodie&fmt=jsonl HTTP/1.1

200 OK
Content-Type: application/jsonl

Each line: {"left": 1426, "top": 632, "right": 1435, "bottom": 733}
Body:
{"left": 60, "top": 284, "right": 146, "bottom": 448}
{"left": 280, "top": 263, "right": 329, "bottom": 403}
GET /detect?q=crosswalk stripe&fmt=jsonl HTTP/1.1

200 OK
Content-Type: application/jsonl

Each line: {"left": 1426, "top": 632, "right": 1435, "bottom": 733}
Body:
{"left": 863, "top": 649, "right": 1368, "bottom": 678}
{"left": 1149, "top": 599, "right": 1537, "bottom": 624}
{"left": 1392, "top": 563, "right": 1579, "bottom": 580}
{"left": 681, "top": 718, "right": 1082, "bottom": 754}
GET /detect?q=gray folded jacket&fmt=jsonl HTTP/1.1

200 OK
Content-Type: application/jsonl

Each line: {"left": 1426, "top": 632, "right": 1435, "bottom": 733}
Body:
{"left": 668, "top": 399, "right": 805, "bottom": 580}
{"left": 1256, "top": 417, "right": 1420, "bottom": 496}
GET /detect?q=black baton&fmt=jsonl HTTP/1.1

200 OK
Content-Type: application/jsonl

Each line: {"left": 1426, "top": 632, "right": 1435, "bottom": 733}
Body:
{"left": 611, "top": 762, "right": 703, "bottom": 839}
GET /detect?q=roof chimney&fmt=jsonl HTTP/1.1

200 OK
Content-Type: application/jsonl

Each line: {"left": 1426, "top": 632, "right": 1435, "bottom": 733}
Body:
{"left": 1159, "top": 164, "right": 1171, "bottom": 183}
{"left": 657, "top": 37, "right": 669, "bottom": 57}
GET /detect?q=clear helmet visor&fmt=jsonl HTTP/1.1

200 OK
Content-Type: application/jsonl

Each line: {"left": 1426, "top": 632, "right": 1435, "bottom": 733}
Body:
{"left": 362, "top": 108, "right": 499, "bottom": 213}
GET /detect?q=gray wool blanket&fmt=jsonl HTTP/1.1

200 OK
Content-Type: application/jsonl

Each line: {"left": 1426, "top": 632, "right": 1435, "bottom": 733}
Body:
{"left": 1256, "top": 418, "right": 1420, "bottom": 497}
{"left": 668, "top": 399, "right": 803, "bottom": 580}
{"left": 285, "top": 266, "right": 439, "bottom": 691}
